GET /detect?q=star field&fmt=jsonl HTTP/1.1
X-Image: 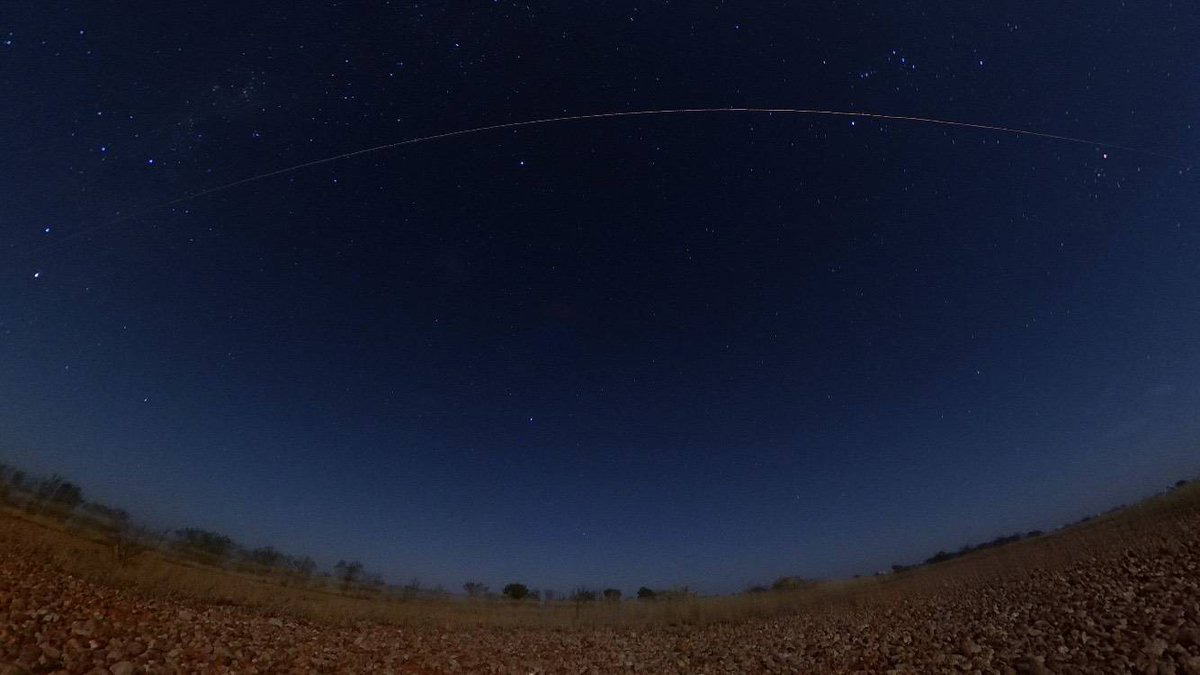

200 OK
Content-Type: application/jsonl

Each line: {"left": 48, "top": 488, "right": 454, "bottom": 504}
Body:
{"left": 1, "top": 2, "right": 1199, "bottom": 593}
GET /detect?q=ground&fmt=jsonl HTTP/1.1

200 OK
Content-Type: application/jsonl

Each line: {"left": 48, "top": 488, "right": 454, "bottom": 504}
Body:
{"left": 2, "top": 488, "right": 1199, "bottom": 673}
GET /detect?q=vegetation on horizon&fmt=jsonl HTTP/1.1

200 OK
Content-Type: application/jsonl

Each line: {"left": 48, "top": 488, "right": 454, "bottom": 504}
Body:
{"left": 0, "top": 459, "right": 1193, "bottom": 609}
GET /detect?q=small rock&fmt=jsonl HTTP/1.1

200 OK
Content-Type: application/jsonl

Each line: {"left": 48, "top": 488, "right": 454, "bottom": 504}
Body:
{"left": 39, "top": 644, "right": 61, "bottom": 660}
{"left": 268, "top": 617, "right": 283, "bottom": 628}
{"left": 1146, "top": 639, "right": 1169, "bottom": 658}
{"left": 1178, "top": 627, "right": 1200, "bottom": 648}
{"left": 109, "top": 662, "right": 134, "bottom": 675}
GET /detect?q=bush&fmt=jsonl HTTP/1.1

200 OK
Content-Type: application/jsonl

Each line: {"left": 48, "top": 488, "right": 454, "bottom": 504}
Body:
{"left": 924, "top": 550, "right": 955, "bottom": 565}
{"left": 602, "top": 588, "right": 621, "bottom": 601}
{"left": 503, "top": 583, "right": 530, "bottom": 600}
{"left": 334, "top": 560, "right": 364, "bottom": 589}
{"left": 771, "top": 576, "right": 816, "bottom": 592}
{"left": 35, "top": 475, "right": 84, "bottom": 512}
{"left": 570, "top": 588, "right": 597, "bottom": 603}
{"left": 290, "top": 555, "right": 317, "bottom": 578}
{"left": 243, "top": 546, "right": 285, "bottom": 568}
{"left": 463, "top": 581, "right": 488, "bottom": 598}
{"left": 174, "top": 528, "right": 234, "bottom": 558}
{"left": 636, "top": 586, "right": 657, "bottom": 600}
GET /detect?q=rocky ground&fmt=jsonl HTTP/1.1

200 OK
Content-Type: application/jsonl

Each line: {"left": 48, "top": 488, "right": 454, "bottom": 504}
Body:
{"left": 2, "top": 512, "right": 1199, "bottom": 673}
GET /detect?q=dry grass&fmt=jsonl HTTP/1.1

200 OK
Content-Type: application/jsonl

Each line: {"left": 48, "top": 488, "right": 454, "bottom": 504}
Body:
{"left": 3, "top": 481, "right": 1197, "bottom": 630}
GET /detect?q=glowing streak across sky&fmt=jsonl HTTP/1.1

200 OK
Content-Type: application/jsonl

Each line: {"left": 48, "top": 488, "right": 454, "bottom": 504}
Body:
{"left": 26, "top": 107, "right": 1184, "bottom": 259}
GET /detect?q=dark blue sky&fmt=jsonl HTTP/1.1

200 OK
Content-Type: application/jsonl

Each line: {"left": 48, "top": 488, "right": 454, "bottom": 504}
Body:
{"left": 2, "top": 3, "right": 1198, "bottom": 593}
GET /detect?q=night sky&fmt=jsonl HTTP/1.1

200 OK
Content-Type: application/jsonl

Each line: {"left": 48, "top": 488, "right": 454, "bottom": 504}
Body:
{"left": 3, "top": 3, "right": 1199, "bottom": 594}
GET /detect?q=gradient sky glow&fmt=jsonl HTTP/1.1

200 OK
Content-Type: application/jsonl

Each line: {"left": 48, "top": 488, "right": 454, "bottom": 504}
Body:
{"left": 2, "top": 3, "right": 1199, "bottom": 594}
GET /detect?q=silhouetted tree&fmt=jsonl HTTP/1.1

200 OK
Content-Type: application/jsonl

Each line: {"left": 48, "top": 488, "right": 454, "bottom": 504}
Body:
{"left": 636, "top": 586, "right": 657, "bottom": 600}
{"left": 334, "top": 560, "right": 364, "bottom": 589}
{"left": 771, "top": 576, "right": 816, "bottom": 592}
{"left": 244, "top": 546, "right": 285, "bottom": 567}
{"left": 291, "top": 555, "right": 317, "bottom": 578}
{"left": 602, "top": 588, "right": 622, "bottom": 601}
{"left": 925, "top": 550, "right": 955, "bottom": 565}
{"left": 463, "top": 581, "right": 488, "bottom": 598}
{"left": 36, "top": 475, "right": 84, "bottom": 510}
{"left": 174, "top": 528, "right": 234, "bottom": 558}
{"left": 570, "top": 588, "right": 597, "bottom": 602}
{"left": 503, "top": 583, "right": 530, "bottom": 600}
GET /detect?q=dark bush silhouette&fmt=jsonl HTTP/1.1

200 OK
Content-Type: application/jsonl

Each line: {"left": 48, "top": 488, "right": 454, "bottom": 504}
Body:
{"left": 503, "top": 583, "right": 530, "bottom": 600}
{"left": 463, "top": 581, "right": 488, "bottom": 598}
{"left": 570, "top": 588, "right": 597, "bottom": 602}
{"left": 243, "top": 546, "right": 285, "bottom": 567}
{"left": 745, "top": 585, "right": 769, "bottom": 594}
{"left": 290, "top": 555, "right": 317, "bottom": 578}
{"left": 771, "top": 576, "right": 816, "bottom": 592}
{"left": 35, "top": 475, "right": 84, "bottom": 512}
{"left": 925, "top": 550, "right": 955, "bottom": 565}
{"left": 1026, "top": 530, "right": 1044, "bottom": 538}
{"left": 636, "top": 586, "right": 657, "bottom": 600}
{"left": 602, "top": 588, "right": 621, "bottom": 601}
{"left": 174, "top": 528, "right": 234, "bottom": 558}
{"left": 334, "top": 560, "right": 365, "bottom": 589}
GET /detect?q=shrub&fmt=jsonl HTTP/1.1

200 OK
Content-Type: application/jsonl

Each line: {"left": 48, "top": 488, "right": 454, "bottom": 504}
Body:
{"left": 570, "top": 588, "right": 597, "bottom": 603}
{"left": 334, "top": 560, "right": 364, "bottom": 589}
{"left": 463, "top": 581, "right": 488, "bottom": 598}
{"left": 503, "top": 583, "right": 530, "bottom": 600}
{"left": 174, "top": 528, "right": 234, "bottom": 558}
{"left": 602, "top": 588, "right": 622, "bottom": 601}
{"left": 636, "top": 586, "right": 657, "bottom": 600}
{"left": 925, "top": 550, "right": 955, "bottom": 565}
{"left": 35, "top": 475, "right": 84, "bottom": 511}
{"left": 771, "top": 576, "right": 816, "bottom": 592}
{"left": 290, "top": 555, "right": 317, "bottom": 578}
{"left": 243, "top": 546, "right": 285, "bottom": 568}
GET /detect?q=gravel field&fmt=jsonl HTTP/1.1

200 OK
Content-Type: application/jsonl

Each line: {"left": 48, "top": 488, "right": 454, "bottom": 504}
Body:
{"left": 2, "top": 508, "right": 1199, "bottom": 674}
